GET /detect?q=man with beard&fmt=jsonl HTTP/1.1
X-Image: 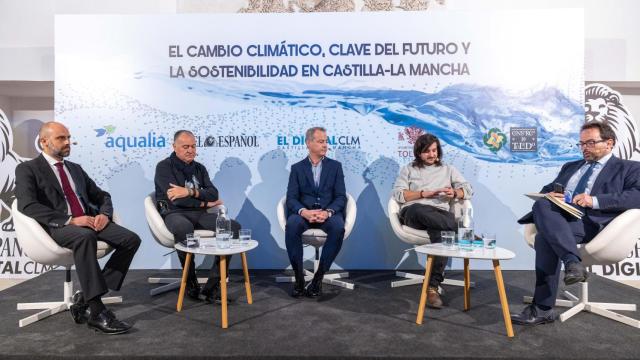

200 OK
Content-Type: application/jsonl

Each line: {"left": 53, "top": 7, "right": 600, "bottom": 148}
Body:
{"left": 512, "top": 122, "right": 640, "bottom": 326}
{"left": 15, "top": 122, "right": 141, "bottom": 334}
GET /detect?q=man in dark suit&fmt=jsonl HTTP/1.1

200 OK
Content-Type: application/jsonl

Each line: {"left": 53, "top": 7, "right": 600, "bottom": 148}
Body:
{"left": 512, "top": 122, "right": 640, "bottom": 325}
{"left": 15, "top": 122, "right": 140, "bottom": 334}
{"left": 285, "top": 127, "right": 347, "bottom": 298}
{"left": 154, "top": 130, "right": 240, "bottom": 304}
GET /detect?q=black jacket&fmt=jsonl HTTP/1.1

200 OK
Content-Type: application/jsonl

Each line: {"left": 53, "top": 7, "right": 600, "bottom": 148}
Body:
{"left": 15, "top": 154, "right": 112, "bottom": 229}
{"left": 154, "top": 156, "right": 219, "bottom": 214}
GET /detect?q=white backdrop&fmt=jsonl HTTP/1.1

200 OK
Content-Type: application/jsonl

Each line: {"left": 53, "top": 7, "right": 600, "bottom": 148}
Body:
{"left": 52, "top": 10, "right": 585, "bottom": 271}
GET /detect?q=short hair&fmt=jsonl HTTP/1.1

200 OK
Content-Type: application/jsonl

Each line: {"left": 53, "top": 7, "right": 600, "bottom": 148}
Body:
{"left": 581, "top": 122, "right": 617, "bottom": 145}
{"left": 412, "top": 133, "right": 443, "bottom": 168}
{"left": 173, "top": 130, "right": 195, "bottom": 142}
{"left": 305, "top": 127, "right": 326, "bottom": 142}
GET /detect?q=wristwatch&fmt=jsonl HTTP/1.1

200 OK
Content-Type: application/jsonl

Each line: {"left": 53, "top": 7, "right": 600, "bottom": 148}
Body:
{"left": 326, "top": 209, "right": 334, "bottom": 217}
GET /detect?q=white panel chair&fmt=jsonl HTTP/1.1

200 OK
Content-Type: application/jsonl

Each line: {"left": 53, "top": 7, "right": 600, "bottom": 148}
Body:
{"left": 523, "top": 209, "right": 640, "bottom": 328}
{"left": 144, "top": 192, "right": 215, "bottom": 296}
{"left": 12, "top": 200, "right": 123, "bottom": 328}
{"left": 275, "top": 194, "right": 357, "bottom": 290}
{"left": 388, "top": 197, "right": 475, "bottom": 289}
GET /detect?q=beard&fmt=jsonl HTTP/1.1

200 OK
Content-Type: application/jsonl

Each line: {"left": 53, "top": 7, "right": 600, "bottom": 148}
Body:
{"left": 48, "top": 143, "right": 70, "bottom": 158}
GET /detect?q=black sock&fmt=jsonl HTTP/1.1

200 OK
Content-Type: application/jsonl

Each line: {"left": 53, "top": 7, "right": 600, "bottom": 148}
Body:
{"left": 88, "top": 297, "right": 106, "bottom": 316}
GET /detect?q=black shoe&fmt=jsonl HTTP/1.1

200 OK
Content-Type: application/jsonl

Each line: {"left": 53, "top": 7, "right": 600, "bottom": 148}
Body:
{"left": 511, "top": 304, "right": 557, "bottom": 326}
{"left": 87, "top": 309, "right": 132, "bottom": 335}
{"left": 186, "top": 282, "right": 202, "bottom": 301}
{"left": 564, "top": 261, "right": 589, "bottom": 285}
{"left": 291, "top": 280, "right": 305, "bottom": 298}
{"left": 305, "top": 278, "right": 322, "bottom": 298}
{"left": 70, "top": 291, "right": 90, "bottom": 324}
{"left": 201, "top": 286, "right": 223, "bottom": 304}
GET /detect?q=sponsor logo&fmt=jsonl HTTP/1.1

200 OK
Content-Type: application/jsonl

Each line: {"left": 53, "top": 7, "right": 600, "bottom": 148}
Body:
{"left": 94, "top": 125, "right": 117, "bottom": 137}
{"left": 396, "top": 126, "right": 425, "bottom": 158}
{"left": 276, "top": 134, "right": 361, "bottom": 149}
{"left": 100, "top": 126, "right": 168, "bottom": 152}
{"left": 197, "top": 135, "right": 259, "bottom": 148}
{"left": 483, "top": 128, "right": 506, "bottom": 153}
{"left": 509, "top": 127, "right": 537, "bottom": 152}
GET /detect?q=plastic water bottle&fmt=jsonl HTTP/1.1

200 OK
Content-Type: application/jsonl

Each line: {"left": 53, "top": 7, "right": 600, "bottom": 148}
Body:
{"left": 216, "top": 206, "right": 231, "bottom": 249}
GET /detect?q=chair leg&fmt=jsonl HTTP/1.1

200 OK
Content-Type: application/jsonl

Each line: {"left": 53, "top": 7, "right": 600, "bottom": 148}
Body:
{"left": 391, "top": 271, "right": 476, "bottom": 288}
{"left": 524, "top": 282, "right": 640, "bottom": 328}
{"left": 17, "top": 270, "right": 124, "bottom": 327}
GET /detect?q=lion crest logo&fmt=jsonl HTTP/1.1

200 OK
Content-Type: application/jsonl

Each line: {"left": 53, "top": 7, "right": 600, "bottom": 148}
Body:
{"left": 483, "top": 128, "right": 506, "bottom": 153}
{"left": 585, "top": 83, "right": 639, "bottom": 160}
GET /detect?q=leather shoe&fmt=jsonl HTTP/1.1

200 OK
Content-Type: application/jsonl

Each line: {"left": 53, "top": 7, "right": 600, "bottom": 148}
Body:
{"left": 291, "top": 281, "right": 305, "bottom": 298}
{"left": 186, "top": 282, "right": 201, "bottom": 301}
{"left": 202, "top": 286, "right": 231, "bottom": 305}
{"left": 511, "top": 304, "right": 557, "bottom": 326}
{"left": 427, "top": 287, "right": 443, "bottom": 309}
{"left": 564, "top": 261, "right": 589, "bottom": 285}
{"left": 70, "top": 291, "right": 90, "bottom": 324}
{"left": 87, "top": 309, "right": 132, "bottom": 335}
{"left": 305, "top": 278, "right": 322, "bottom": 298}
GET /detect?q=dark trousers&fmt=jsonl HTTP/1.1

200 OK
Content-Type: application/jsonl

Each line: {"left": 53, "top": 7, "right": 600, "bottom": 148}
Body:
{"left": 285, "top": 213, "right": 345, "bottom": 279}
{"left": 164, "top": 210, "right": 240, "bottom": 292}
{"left": 531, "top": 198, "right": 598, "bottom": 308}
{"left": 50, "top": 222, "right": 141, "bottom": 301}
{"left": 400, "top": 203, "right": 456, "bottom": 288}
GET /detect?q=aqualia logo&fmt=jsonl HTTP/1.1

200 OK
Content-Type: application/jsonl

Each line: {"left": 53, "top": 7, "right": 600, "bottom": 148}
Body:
{"left": 95, "top": 126, "right": 167, "bottom": 152}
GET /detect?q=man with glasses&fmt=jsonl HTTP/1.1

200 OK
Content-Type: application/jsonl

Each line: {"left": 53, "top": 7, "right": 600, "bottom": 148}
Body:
{"left": 154, "top": 130, "right": 240, "bottom": 304}
{"left": 285, "top": 127, "right": 347, "bottom": 298}
{"left": 512, "top": 122, "right": 640, "bottom": 326}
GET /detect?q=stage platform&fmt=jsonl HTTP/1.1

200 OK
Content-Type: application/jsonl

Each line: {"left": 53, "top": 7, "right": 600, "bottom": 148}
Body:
{"left": 1, "top": 269, "right": 639, "bottom": 359}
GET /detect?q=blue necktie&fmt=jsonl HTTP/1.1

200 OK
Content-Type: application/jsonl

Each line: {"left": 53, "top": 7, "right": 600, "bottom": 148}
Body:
{"left": 572, "top": 162, "right": 596, "bottom": 200}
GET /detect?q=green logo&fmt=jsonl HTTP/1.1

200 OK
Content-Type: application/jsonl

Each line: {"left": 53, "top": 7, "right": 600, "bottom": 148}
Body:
{"left": 483, "top": 128, "right": 506, "bottom": 153}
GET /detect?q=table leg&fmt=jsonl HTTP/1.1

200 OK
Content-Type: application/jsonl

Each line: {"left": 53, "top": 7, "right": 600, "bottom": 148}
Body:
{"left": 464, "top": 258, "right": 471, "bottom": 311}
{"left": 241, "top": 252, "right": 253, "bottom": 304}
{"left": 220, "top": 255, "right": 228, "bottom": 329}
{"left": 176, "top": 252, "right": 192, "bottom": 312}
{"left": 493, "top": 260, "right": 514, "bottom": 338}
{"left": 416, "top": 255, "right": 434, "bottom": 325}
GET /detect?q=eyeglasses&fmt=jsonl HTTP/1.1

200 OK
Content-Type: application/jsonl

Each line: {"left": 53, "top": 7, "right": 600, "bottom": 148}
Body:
{"left": 576, "top": 139, "right": 606, "bottom": 148}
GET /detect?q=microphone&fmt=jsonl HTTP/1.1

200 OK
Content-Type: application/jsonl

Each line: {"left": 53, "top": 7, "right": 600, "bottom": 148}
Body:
{"left": 71, "top": 142, "right": 78, "bottom": 145}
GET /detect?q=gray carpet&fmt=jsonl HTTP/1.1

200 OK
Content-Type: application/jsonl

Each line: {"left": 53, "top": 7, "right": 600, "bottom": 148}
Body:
{"left": 1, "top": 269, "right": 639, "bottom": 359}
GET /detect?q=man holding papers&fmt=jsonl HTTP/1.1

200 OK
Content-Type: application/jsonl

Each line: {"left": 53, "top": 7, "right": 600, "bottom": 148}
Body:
{"left": 512, "top": 122, "right": 640, "bottom": 326}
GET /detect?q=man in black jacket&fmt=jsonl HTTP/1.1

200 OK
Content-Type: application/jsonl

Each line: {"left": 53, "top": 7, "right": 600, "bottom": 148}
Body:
{"left": 154, "top": 130, "right": 240, "bottom": 303}
{"left": 15, "top": 122, "right": 140, "bottom": 334}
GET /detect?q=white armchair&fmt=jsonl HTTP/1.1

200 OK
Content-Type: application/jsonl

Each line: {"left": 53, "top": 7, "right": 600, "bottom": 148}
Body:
{"left": 523, "top": 209, "right": 640, "bottom": 328}
{"left": 143, "top": 192, "right": 214, "bottom": 296}
{"left": 12, "top": 200, "right": 123, "bottom": 327}
{"left": 388, "top": 197, "right": 474, "bottom": 289}
{"left": 275, "top": 194, "right": 356, "bottom": 290}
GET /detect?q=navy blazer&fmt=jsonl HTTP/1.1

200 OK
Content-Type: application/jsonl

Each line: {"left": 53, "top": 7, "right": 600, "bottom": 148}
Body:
{"left": 519, "top": 156, "right": 640, "bottom": 228}
{"left": 15, "top": 154, "right": 113, "bottom": 229}
{"left": 286, "top": 157, "right": 347, "bottom": 218}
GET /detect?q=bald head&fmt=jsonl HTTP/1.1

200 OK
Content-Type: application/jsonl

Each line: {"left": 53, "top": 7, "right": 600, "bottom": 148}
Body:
{"left": 39, "top": 122, "right": 72, "bottom": 160}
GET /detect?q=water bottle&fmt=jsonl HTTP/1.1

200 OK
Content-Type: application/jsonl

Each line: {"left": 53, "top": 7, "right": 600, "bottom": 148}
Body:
{"left": 216, "top": 206, "right": 231, "bottom": 249}
{"left": 458, "top": 206, "right": 475, "bottom": 251}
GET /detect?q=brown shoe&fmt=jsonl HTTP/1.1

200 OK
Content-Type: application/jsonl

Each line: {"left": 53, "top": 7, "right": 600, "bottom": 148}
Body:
{"left": 427, "top": 287, "right": 443, "bottom": 309}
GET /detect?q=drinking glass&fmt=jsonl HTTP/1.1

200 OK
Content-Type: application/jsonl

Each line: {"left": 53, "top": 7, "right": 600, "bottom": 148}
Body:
{"left": 239, "top": 229, "right": 252, "bottom": 245}
{"left": 441, "top": 231, "right": 456, "bottom": 249}
{"left": 482, "top": 232, "right": 496, "bottom": 249}
{"left": 186, "top": 233, "right": 199, "bottom": 248}
{"left": 216, "top": 230, "right": 231, "bottom": 249}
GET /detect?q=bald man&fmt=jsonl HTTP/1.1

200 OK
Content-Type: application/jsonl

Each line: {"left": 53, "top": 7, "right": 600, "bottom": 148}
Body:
{"left": 15, "top": 122, "right": 140, "bottom": 334}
